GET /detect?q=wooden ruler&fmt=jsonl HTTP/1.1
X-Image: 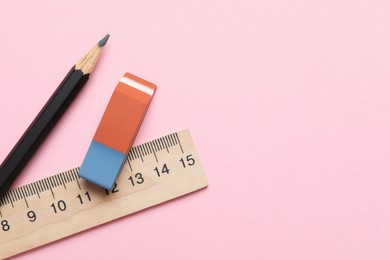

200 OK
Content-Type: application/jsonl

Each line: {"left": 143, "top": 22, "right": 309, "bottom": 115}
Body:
{"left": 0, "top": 129, "right": 208, "bottom": 259}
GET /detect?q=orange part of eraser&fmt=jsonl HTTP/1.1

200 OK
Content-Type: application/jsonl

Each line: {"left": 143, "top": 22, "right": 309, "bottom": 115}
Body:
{"left": 79, "top": 72, "right": 157, "bottom": 189}
{"left": 93, "top": 73, "right": 157, "bottom": 154}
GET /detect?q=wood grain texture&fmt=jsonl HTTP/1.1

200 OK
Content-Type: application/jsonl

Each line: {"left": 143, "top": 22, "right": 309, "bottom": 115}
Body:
{"left": 0, "top": 129, "right": 208, "bottom": 259}
{"left": 75, "top": 45, "right": 103, "bottom": 74}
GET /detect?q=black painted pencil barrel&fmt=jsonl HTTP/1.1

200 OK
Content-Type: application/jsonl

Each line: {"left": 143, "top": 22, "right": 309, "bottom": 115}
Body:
{"left": 0, "top": 68, "right": 88, "bottom": 198}
{"left": 0, "top": 35, "right": 109, "bottom": 199}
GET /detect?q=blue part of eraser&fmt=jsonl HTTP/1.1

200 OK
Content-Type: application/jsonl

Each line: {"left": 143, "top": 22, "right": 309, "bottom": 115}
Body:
{"left": 79, "top": 140, "right": 126, "bottom": 190}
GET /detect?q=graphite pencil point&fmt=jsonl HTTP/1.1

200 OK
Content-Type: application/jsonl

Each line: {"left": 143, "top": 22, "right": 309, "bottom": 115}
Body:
{"left": 98, "top": 34, "right": 110, "bottom": 47}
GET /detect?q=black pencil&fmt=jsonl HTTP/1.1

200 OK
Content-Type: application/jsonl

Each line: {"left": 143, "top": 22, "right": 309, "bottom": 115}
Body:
{"left": 0, "top": 34, "right": 110, "bottom": 199}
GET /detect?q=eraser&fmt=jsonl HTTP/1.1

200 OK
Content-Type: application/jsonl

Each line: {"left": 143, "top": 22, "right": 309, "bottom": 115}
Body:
{"left": 79, "top": 73, "right": 157, "bottom": 189}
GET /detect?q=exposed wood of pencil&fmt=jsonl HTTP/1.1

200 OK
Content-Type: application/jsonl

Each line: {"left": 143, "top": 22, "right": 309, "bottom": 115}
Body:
{"left": 75, "top": 45, "right": 103, "bottom": 74}
{"left": 76, "top": 34, "right": 110, "bottom": 74}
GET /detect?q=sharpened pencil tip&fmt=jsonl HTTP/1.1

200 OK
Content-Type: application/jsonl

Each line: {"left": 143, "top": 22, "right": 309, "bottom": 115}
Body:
{"left": 98, "top": 34, "right": 110, "bottom": 47}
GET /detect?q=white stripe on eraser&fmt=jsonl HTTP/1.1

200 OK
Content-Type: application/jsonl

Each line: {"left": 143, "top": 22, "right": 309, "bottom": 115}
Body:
{"left": 120, "top": 76, "right": 155, "bottom": 96}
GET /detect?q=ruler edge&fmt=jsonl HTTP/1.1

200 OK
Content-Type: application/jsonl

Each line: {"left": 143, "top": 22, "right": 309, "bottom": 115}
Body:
{"left": 1, "top": 129, "right": 209, "bottom": 258}
{"left": 0, "top": 129, "right": 203, "bottom": 206}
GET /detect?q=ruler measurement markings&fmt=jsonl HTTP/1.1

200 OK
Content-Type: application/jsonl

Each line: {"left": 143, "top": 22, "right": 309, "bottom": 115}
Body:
{"left": 61, "top": 172, "right": 71, "bottom": 184}
{"left": 52, "top": 175, "right": 59, "bottom": 188}
{"left": 149, "top": 142, "right": 159, "bottom": 162}
{"left": 135, "top": 146, "right": 142, "bottom": 157}
{"left": 71, "top": 169, "right": 77, "bottom": 181}
{"left": 48, "top": 176, "right": 55, "bottom": 189}
{"left": 5, "top": 194, "right": 11, "bottom": 205}
{"left": 8, "top": 190, "right": 15, "bottom": 206}
{"left": 169, "top": 134, "right": 178, "bottom": 145}
{"left": 63, "top": 171, "right": 70, "bottom": 184}
{"left": 29, "top": 184, "right": 35, "bottom": 198}
{"left": 46, "top": 179, "right": 55, "bottom": 199}
{"left": 141, "top": 145, "right": 146, "bottom": 160}
{"left": 142, "top": 143, "right": 149, "bottom": 154}
{"left": 55, "top": 174, "right": 63, "bottom": 189}
{"left": 11, "top": 189, "right": 19, "bottom": 202}
{"left": 129, "top": 148, "right": 136, "bottom": 160}
{"left": 16, "top": 188, "right": 21, "bottom": 201}
{"left": 40, "top": 180, "right": 47, "bottom": 193}
{"left": 21, "top": 186, "right": 28, "bottom": 198}
{"left": 8, "top": 193, "right": 13, "bottom": 206}
{"left": 163, "top": 136, "right": 169, "bottom": 147}
{"left": 166, "top": 135, "right": 173, "bottom": 146}
{"left": 75, "top": 174, "right": 82, "bottom": 190}
{"left": 140, "top": 144, "right": 146, "bottom": 157}
{"left": 154, "top": 139, "right": 161, "bottom": 151}
{"left": 21, "top": 187, "right": 29, "bottom": 208}
{"left": 37, "top": 180, "right": 43, "bottom": 193}
{"left": 21, "top": 186, "right": 28, "bottom": 199}
{"left": 36, "top": 181, "right": 42, "bottom": 195}
{"left": 19, "top": 188, "right": 25, "bottom": 206}
{"left": 18, "top": 188, "right": 24, "bottom": 201}
{"left": 32, "top": 182, "right": 40, "bottom": 198}
{"left": 164, "top": 137, "right": 170, "bottom": 152}
{"left": 126, "top": 157, "right": 133, "bottom": 172}
{"left": 0, "top": 130, "right": 208, "bottom": 259}
{"left": 32, "top": 183, "right": 38, "bottom": 196}
{"left": 174, "top": 132, "right": 184, "bottom": 153}
{"left": 157, "top": 139, "right": 165, "bottom": 152}
{"left": 49, "top": 175, "right": 57, "bottom": 188}
{"left": 12, "top": 189, "right": 19, "bottom": 202}
{"left": 137, "top": 146, "right": 144, "bottom": 162}
{"left": 7, "top": 194, "right": 13, "bottom": 207}
{"left": 0, "top": 131, "right": 186, "bottom": 209}
{"left": 163, "top": 136, "right": 172, "bottom": 148}
{"left": 26, "top": 184, "right": 33, "bottom": 197}
{"left": 43, "top": 179, "right": 49, "bottom": 191}
{"left": 135, "top": 146, "right": 141, "bottom": 159}
{"left": 169, "top": 134, "right": 174, "bottom": 145}
{"left": 143, "top": 143, "right": 150, "bottom": 155}
{"left": 144, "top": 142, "right": 150, "bottom": 155}
{"left": 151, "top": 140, "right": 159, "bottom": 154}
{"left": 0, "top": 194, "right": 5, "bottom": 206}
{"left": 132, "top": 146, "right": 139, "bottom": 159}
{"left": 12, "top": 190, "right": 19, "bottom": 205}
{"left": 53, "top": 175, "right": 60, "bottom": 189}
{"left": 10, "top": 189, "right": 17, "bottom": 202}
{"left": 38, "top": 180, "right": 45, "bottom": 194}
{"left": 42, "top": 179, "right": 49, "bottom": 195}
{"left": 167, "top": 135, "right": 173, "bottom": 147}
{"left": 60, "top": 172, "right": 67, "bottom": 184}
{"left": 148, "top": 142, "right": 156, "bottom": 161}
{"left": 60, "top": 174, "right": 67, "bottom": 189}
{"left": 158, "top": 138, "right": 164, "bottom": 150}
{"left": 8, "top": 190, "right": 15, "bottom": 203}
{"left": 54, "top": 175, "right": 62, "bottom": 189}
{"left": 29, "top": 184, "right": 35, "bottom": 196}
{"left": 172, "top": 133, "right": 179, "bottom": 146}
{"left": 157, "top": 138, "right": 164, "bottom": 152}
{"left": 70, "top": 169, "right": 77, "bottom": 181}
{"left": 0, "top": 195, "right": 5, "bottom": 207}
{"left": 70, "top": 168, "right": 78, "bottom": 183}
{"left": 50, "top": 175, "right": 58, "bottom": 188}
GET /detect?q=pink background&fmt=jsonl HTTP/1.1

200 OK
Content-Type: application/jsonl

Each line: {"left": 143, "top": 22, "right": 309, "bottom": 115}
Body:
{"left": 1, "top": 0, "right": 390, "bottom": 259}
